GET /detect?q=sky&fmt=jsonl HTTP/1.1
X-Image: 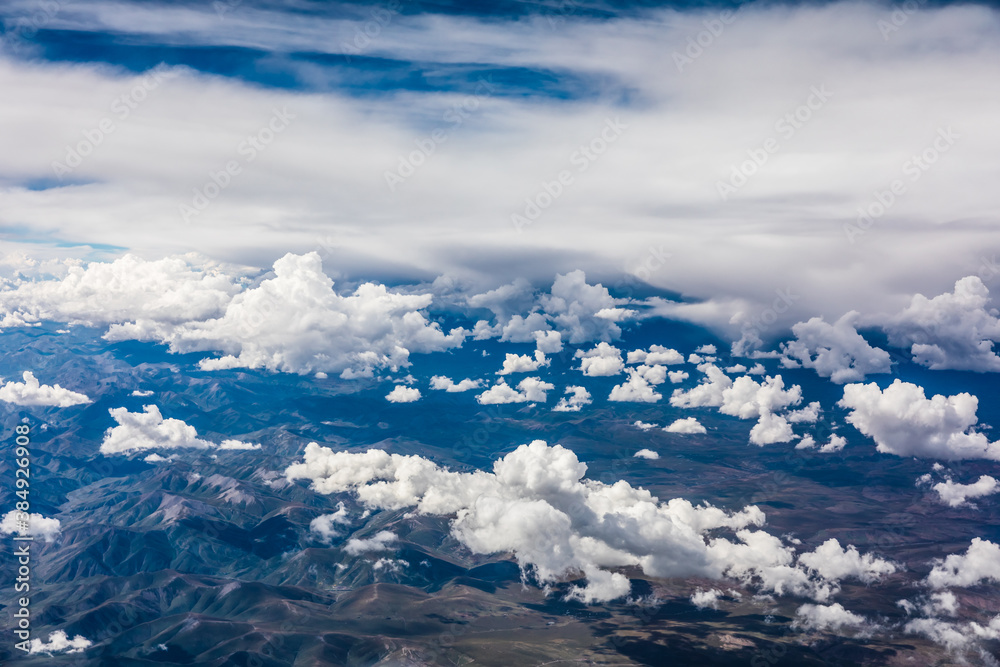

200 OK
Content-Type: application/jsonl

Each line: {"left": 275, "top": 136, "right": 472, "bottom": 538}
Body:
{"left": 1, "top": 0, "right": 999, "bottom": 342}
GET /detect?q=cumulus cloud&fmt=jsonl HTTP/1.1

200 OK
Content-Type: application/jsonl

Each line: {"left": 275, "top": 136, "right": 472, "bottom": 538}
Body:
{"left": 476, "top": 377, "right": 554, "bottom": 404}
{"left": 497, "top": 350, "right": 549, "bottom": 375}
{"left": 882, "top": 277, "right": 1000, "bottom": 372}
{"left": 749, "top": 412, "right": 795, "bottom": 446}
{"left": 633, "top": 421, "right": 658, "bottom": 431}
{"left": 668, "top": 370, "right": 689, "bottom": 383}
{"left": 553, "top": 386, "right": 592, "bottom": 412}
{"left": 633, "top": 449, "right": 659, "bottom": 459}
{"left": 100, "top": 405, "right": 259, "bottom": 455}
{"left": 798, "top": 539, "right": 897, "bottom": 585}
{"left": 29, "top": 631, "right": 93, "bottom": 655}
{"left": 4, "top": 253, "right": 465, "bottom": 377}
{"left": 786, "top": 401, "right": 822, "bottom": 424}
{"left": 576, "top": 342, "right": 624, "bottom": 376}
{"left": 429, "top": 376, "right": 483, "bottom": 392}
{"left": 691, "top": 588, "right": 723, "bottom": 609}
{"left": 780, "top": 312, "right": 891, "bottom": 383}
{"left": 793, "top": 603, "right": 866, "bottom": 632}
{"left": 0, "top": 371, "right": 90, "bottom": 407}
{"left": 0, "top": 254, "right": 240, "bottom": 329}
{"left": 386, "top": 386, "right": 421, "bottom": 403}
{"left": 926, "top": 538, "right": 1000, "bottom": 589}
{"left": 0, "top": 510, "right": 61, "bottom": 542}
{"left": 534, "top": 330, "right": 563, "bottom": 353}
{"left": 931, "top": 476, "right": 1000, "bottom": 508}
{"left": 343, "top": 530, "right": 398, "bottom": 556}
{"left": 627, "top": 345, "right": 684, "bottom": 366}
{"left": 286, "top": 440, "right": 891, "bottom": 603}
{"left": 310, "top": 504, "right": 351, "bottom": 542}
{"left": 608, "top": 368, "right": 662, "bottom": 403}
{"left": 839, "top": 380, "right": 1000, "bottom": 461}
{"left": 665, "top": 417, "right": 706, "bottom": 434}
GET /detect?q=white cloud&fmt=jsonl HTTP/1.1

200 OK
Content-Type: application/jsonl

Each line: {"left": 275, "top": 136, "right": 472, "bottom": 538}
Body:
{"left": 793, "top": 603, "right": 866, "bottom": 632}
{"left": 29, "top": 631, "right": 92, "bottom": 655}
{"left": 100, "top": 405, "right": 259, "bottom": 455}
{"left": 627, "top": 345, "right": 683, "bottom": 366}
{"left": 932, "top": 476, "right": 1000, "bottom": 508}
{"left": 0, "top": 510, "right": 61, "bottom": 542}
{"left": 798, "top": 538, "right": 897, "bottom": 585}
{"left": 608, "top": 368, "right": 662, "bottom": 403}
{"left": 0, "top": 371, "right": 90, "bottom": 407}
{"left": 747, "top": 364, "right": 766, "bottom": 375}
{"left": 725, "top": 364, "right": 747, "bottom": 374}
{"left": 534, "top": 330, "right": 563, "bottom": 353}
{"left": 691, "top": 588, "right": 722, "bottom": 609}
{"left": 286, "top": 440, "right": 890, "bottom": 603}
{"left": 665, "top": 417, "right": 706, "bottom": 434}
{"left": 926, "top": 539, "right": 1000, "bottom": 589}
{"left": 343, "top": 530, "right": 398, "bottom": 556}
{"left": 310, "top": 502, "right": 350, "bottom": 542}
{"left": 786, "top": 401, "right": 821, "bottom": 423}
{"left": 577, "top": 342, "right": 624, "bottom": 376}
{"left": 476, "top": 377, "right": 554, "bottom": 404}
{"left": 553, "top": 386, "right": 592, "bottom": 412}
{"left": 749, "top": 412, "right": 795, "bottom": 446}
{"left": 667, "top": 370, "right": 689, "bottom": 383}
{"left": 780, "top": 312, "right": 891, "bottom": 383}
{"left": 633, "top": 449, "right": 659, "bottom": 459}
{"left": 540, "top": 271, "right": 630, "bottom": 344}
{"left": 718, "top": 375, "right": 803, "bottom": 420}
{"left": 695, "top": 344, "right": 717, "bottom": 355}
{"left": 130, "top": 389, "right": 154, "bottom": 397}
{"left": 386, "top": 386, "right": 421, "bottom": 403}
{"left": 818, "top": 435, "right": 847, "bottom": 454}
{"left": 839, "top": 380, "right": 1000, "bottom": 461}
{"left": 670, "top": 364, "right": 733, "bottom": 409}
{"left": 883, "top": 276, "right": 1000, "bottom": 371}
{"left": 429, "top": 376, "right": 483, "bottom": 392}
{"left": 497, "top": 350, "right": 549, "bottom": 375}
{"left": 633, "top": 420, "right": 658, "bottom": 431}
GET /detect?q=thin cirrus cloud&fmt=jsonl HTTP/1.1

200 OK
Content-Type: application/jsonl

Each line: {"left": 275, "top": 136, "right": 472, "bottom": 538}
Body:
{"left": 0, "top": 3, "right": 997, "bottom": 337}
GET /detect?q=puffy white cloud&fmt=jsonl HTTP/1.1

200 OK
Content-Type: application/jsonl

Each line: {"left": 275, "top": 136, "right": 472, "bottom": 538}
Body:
{"left": 725, "top": 364, "right": 747, "bottom": 374}
{"left": 695, "top": 344, "right": 717, "bottom": 355}
{"left": 883, "top": 277, "right": 1000, "bottom": 371}
{"left": 793, "top": 603, "right": 866, "bottom": 632}
{"left": 670, "top": 364, "right": 733, "bottom": 409}
{"left": 633, "top": 449, "right": 659, "bottom": 460}
{"left": 667, "top": 370, "right": 689, "bottom": 383}
{"left": 0, "top": 510, "right": 61, "bottom": 542}
{"left": 932, "top": 476, "right": 1000, "bottom": 508}
{"left": 577, "top": 342, "right": 624, "bottom": 376}
{"left": 100, "top": 405, "right": 259, "bottom": 455}
{"left": 633, "top": 421, "right": 658, "bottom": 431}
{"left": 0, "top": 254, "right": 240, "bottom": 329}
{"left": 691, "top": 588, "right": 723, "bottom": 609}
{"left": 534, "top": 330, "right": 563, "bottom": 354}
{"left": 0, "top": 371, "right": 90, "bottom": 407}
{"left": 122, "top": 253, "right": 466, "bottom": 376}
{"left": 780, "top": 312, "right": 891, "bottom": 384}
{"left": 476, "top": 377, "right": 554, "bottom": 404}
{"left": 608, "top": 368, "right": 662, "bottom": 403}
{"left": 540, "top": 271, "right": 631, "bottom": 344}
{"left": 665, "top": 417, "right": 706, "bottom": 434}
{"left": 819, "top": 435, "right": 847, "bottom": 454}
{"left": 719, "top": 375, "right": 802, "bottom": 420}
{"left": 553, "top": 386, "right": 592, "bottom": 412}
{"left": 926, "top": 538, "right": 1000, "bottom": 589}
{"left": 130, "top": 389, "right": 154, "bottom": 397}
{"left": 749, "top": 412, "right": 795, "bottom": 446}
{"left": 286, "top": 440, "right": 889, "bottom": 603}
{"left": 798, "top": 539, "right": 897, "bottom": 585}
{"left": 786, "top": 401, "right": 822, "bottom": 424}
{"left": 429, "top": 376, "right": 483, "bottom": 392}
{"left": 29, "top": 631, "right": 92, "bottom": 655}
{"left": 386, "top": 386, "right": 421, "bottom": 403}
{"left": 839, "top": 380, "right": 1000, "bottom": 461}
{"left": 310, "top": 502, "right": 350, "bottom": 542}
{"left": 497, "top": 350, "right": 549, "bottom": 375}
{"left": 344, "top": 530, "right": 398, "bottom": 556}
{"left": 747, "top": 364, "right": 766, "bottom": 375}
{"left": 903, "top": 615, "right": 1000, "bottom": 651}
{"left": 627, "top": 345, "right": 684, "bottom": 366}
